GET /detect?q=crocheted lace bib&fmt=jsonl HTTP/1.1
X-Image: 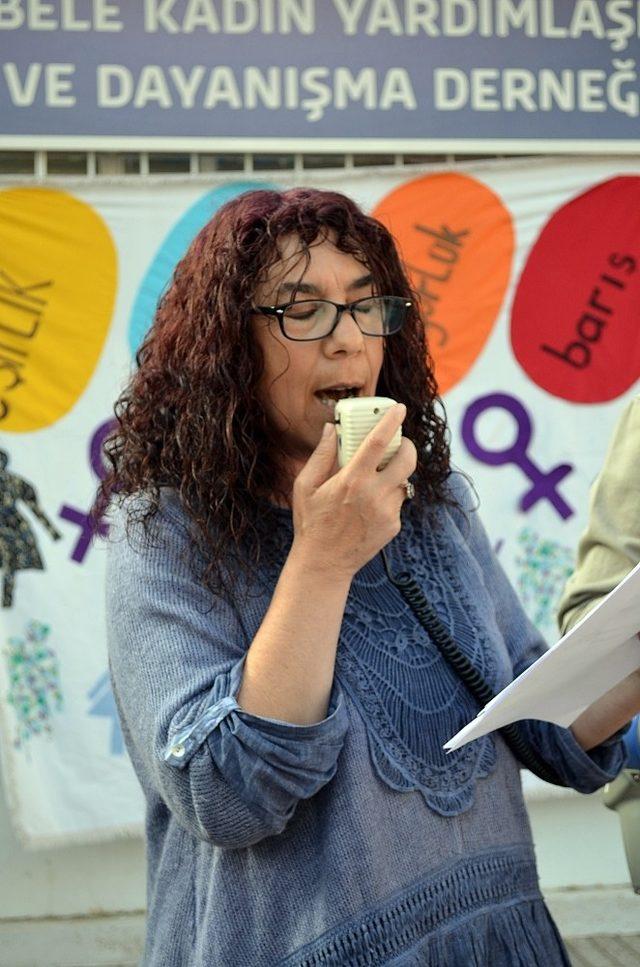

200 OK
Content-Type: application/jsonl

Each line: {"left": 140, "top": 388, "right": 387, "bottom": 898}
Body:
{"left": 256, "top": 505, "right": 511, "bottom": 816}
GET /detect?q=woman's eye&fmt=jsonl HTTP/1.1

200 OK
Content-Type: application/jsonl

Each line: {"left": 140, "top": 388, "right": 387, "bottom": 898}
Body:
{"left": 285, "top": 304, "right": 318, "bottom": 321}
{"left": 355, "top": 299, "right": 375, "bottom": 314}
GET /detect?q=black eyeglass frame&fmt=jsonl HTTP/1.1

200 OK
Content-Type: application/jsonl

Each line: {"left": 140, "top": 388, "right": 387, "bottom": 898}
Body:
{"left": 252, "top": 296, "right": 412, "bottom": 342}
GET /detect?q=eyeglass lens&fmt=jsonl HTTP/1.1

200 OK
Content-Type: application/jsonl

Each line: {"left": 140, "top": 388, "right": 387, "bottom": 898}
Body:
{"left": 282, "top": 297, "right": 407, "bottom": 340}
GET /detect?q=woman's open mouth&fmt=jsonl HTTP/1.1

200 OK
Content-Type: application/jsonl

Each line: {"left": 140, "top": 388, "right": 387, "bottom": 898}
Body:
{"left": 314, "top": 385, "right": 362, "bottom": 410}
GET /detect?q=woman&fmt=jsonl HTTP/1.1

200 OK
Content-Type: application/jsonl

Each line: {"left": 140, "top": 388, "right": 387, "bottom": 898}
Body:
{"left": 102, "top": 188, "right": 638, "bottom": 966}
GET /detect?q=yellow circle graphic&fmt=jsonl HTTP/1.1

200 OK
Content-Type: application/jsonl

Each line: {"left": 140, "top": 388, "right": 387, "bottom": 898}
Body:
{"left": 0, "top": 187, "right": 117, "bottom": 432}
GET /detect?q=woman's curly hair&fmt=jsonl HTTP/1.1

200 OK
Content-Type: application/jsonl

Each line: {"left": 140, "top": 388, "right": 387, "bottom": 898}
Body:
{"left": 98, "top": 187, "right": 451, "bottom": 594}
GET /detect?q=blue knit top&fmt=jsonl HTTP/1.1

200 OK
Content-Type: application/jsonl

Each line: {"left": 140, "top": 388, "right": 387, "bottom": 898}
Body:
{"left": 106, "top": 472, "right": 624, "bottom": 966}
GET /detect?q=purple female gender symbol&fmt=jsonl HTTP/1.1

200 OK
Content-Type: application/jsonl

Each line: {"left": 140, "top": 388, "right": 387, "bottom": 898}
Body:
{"left": 90, "top": 418, "right": 117, "bottom": 480}
{"left": 59, "top": 418, "right": 116, "bottom": 563}
{"left": 461, "top": 392, "right": 574, "bottom": 520}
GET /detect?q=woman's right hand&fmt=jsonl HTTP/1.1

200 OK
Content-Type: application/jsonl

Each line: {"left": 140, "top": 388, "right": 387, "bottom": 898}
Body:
{"left": 291, "top": 403, "right": 417, "bottom": 580}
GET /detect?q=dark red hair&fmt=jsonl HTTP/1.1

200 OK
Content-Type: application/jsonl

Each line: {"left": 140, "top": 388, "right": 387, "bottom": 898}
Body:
{"left": 99, "top": 187, "right": 451, "bottom": 594}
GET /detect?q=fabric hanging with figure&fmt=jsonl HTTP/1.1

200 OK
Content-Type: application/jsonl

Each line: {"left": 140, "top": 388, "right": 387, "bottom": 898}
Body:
{"left": 0, "top": 449, "right": 61, "bottom": 607}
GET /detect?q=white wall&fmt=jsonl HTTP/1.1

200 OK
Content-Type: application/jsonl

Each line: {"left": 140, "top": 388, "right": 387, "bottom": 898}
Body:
{"left": 0, "top": 772, "right": 145, "bottom": 921}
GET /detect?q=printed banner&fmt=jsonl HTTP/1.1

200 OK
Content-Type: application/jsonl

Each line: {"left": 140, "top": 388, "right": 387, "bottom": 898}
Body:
{"left": 0, "top": 155, "right": 639, "bottom": 846}
{"left": 2, "top": 1, "right": 640, "bottom": 149}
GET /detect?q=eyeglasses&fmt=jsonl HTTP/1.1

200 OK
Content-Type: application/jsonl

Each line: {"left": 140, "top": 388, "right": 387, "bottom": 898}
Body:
{"left": 253, "top": 296, "right": 411, "bottom": 342}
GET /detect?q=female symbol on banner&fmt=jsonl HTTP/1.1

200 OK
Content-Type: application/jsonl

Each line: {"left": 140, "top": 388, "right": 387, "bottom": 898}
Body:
{"left": 59, "top": 418, "right": 115, "bottom": 563}
{"left": 461, "top": 393, "right": 575, "bottom": 520}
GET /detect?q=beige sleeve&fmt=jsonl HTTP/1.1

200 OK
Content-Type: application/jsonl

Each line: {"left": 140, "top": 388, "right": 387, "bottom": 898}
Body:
{"left": 557, "top": 396, "right": 640, "bottom": 635}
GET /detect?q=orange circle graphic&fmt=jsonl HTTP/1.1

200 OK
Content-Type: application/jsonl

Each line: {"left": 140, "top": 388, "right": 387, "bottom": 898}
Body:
{"left": 372, "top": 173, "right": 514, "bottom": 395}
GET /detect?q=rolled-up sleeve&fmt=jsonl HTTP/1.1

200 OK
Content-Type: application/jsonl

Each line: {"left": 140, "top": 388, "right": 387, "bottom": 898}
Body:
{"left": 164, "top": 656, "right": 348, "bottom": 816}
{"left": 447, "top": 472, "right": 626, "bottom": 791}
{"left": 514, "top": 716, "right": 625, "bottom": 792}
{"left": 106, "top": 497, "right": 349, "bottom": 848}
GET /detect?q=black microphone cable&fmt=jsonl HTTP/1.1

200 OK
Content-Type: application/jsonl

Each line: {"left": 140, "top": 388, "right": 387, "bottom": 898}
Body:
{"left": 380, "top": 548, "right": 564, "bottom": 787}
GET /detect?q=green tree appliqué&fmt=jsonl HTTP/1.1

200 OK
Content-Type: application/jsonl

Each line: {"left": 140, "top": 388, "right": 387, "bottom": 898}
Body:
{"left": 516, "top": 528, "right": 574, "bottom": 636}
{"left": 5, "top": 620, "right": 63, "bottom": 749}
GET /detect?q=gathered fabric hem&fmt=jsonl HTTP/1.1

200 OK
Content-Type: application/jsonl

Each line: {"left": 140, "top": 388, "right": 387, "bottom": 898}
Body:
{"left": 280, "top": 844, "right": 560, "bottom": 967}
{"left": 391, "top": 895, "right": 570, "bottom": 966}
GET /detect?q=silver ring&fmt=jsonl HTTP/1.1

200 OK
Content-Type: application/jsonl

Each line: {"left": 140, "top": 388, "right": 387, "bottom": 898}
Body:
{"left": 403, "top": 480, "right": 415, "bottom": 500}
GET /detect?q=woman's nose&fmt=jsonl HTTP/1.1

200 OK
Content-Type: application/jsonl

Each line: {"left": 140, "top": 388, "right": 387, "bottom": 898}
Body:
{"left": 325, "top": 308, "right": 364, "bottom": 354}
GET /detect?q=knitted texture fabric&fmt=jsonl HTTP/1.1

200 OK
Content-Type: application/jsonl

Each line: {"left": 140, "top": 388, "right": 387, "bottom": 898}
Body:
{"left": 106, "top": 472, "right": 624, "bottom": 966}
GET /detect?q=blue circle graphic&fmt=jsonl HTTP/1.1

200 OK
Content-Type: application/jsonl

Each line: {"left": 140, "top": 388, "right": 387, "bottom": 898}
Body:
{"left": 128, "top": 181, "right": 276, "bottom": 356}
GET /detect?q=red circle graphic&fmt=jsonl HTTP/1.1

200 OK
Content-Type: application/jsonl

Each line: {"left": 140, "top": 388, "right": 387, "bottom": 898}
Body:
{"left": 511, "top": 176, "right": 640, "bottom": 404}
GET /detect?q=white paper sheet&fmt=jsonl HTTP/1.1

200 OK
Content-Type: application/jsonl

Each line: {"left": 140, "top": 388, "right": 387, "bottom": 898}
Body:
{"left": 444, "top": 562, "right": 640, "bottom": 752}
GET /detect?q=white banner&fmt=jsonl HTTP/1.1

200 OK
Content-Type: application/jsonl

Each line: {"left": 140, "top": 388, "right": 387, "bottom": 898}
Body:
{"left": 0, "top": 155, "right": 639, "bottom": 846}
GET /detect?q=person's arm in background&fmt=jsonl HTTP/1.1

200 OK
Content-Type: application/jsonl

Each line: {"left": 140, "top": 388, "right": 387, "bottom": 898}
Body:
{"left": 556, "top": 395, "right": 640, "bottom": 753}
{"left": 557, "top": 395, "right": 640, "bottom": 635}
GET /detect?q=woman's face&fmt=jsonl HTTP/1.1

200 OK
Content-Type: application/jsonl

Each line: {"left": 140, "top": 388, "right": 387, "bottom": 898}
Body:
{"left": 252, "top": 234, "right": 385, "bottom": 476}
